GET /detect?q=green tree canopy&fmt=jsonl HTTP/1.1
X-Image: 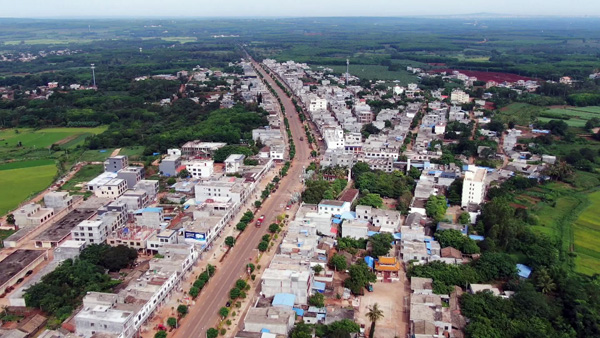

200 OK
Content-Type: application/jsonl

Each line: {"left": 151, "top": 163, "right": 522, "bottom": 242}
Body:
{"left": 426, "top": 195, "right": 448, "bottom": 222}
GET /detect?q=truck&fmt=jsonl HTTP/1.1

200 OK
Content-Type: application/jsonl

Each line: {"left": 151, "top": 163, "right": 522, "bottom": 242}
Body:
{"left": 256, "top": 215, "right": 265, "bottom": 227}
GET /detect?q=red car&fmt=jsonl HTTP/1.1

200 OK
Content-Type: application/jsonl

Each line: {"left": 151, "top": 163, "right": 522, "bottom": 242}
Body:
{"left": 256, "top": 215, "right": 265, "bottom": 227}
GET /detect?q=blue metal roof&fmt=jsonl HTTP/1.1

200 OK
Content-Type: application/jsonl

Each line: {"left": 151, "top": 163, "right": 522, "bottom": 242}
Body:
{"left": 393, "top": 233, "right": 402, "bottom": 240}
{"left": 272, "top": 293, "right": 295, "bottom": 307}
{"left": 367, "top": 231, "right": 380, "bottom": 237}
{"left": 332, "top": 218, "right": 342, "bottom": 224}
{"left": 364, "top": 256, "right": 375, "bottom": 269}
{"left": 135, "top": 207, "right": 163, "bottom": 214}
{"left": 312, "top": 281, "right": 326, "bottom": 291}
{"left": 261, "top": 329, "right": 270, "bottom": 333}
{"left": 293, "top": 307, "right": 305, "bottom": 316}
{"left": 517, "top": 264, "right": 532, "bottom": 279}
{"left": 340, "top": 211, "right": 356, "bottom": 220}
{"left": 469, "top": 235, "right": 485, "bottom": 241}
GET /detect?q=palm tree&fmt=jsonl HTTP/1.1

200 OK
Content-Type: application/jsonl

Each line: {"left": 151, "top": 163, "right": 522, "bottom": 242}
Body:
{"left": 535, "top": 268, "right": 556, "bottom": 294}
{"left": 366, "top": 303, "right": 384, "bottom": 337}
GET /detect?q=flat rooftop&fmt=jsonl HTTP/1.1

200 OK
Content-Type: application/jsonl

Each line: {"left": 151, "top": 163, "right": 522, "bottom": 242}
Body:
{"left": 0, "top": 250, "right": 45, "bottom": 287}
{"left": 87, "top": 172, "right": 118, "bottom": 187}
{"left": 34, "top": 209, "right": 96, "bottom": 242}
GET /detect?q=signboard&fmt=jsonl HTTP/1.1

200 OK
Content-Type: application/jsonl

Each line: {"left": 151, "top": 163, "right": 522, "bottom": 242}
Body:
{"left": 185, "top": 231, "right": 206, "bottom": 241}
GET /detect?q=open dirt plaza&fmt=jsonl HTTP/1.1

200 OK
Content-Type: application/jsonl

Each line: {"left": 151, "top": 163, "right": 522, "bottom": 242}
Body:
{"left": 356, "top": 273, "right": 410, "bottom": 338}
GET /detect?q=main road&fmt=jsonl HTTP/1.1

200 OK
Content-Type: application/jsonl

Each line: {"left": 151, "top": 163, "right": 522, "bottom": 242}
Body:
{"left": 172, "top": 58, "right": 311, "bottom": 338}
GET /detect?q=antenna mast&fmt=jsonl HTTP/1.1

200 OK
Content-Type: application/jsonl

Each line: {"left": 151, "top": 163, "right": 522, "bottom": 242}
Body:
{"left": 90, "top": 64, "right": 96, "bottom": 88}
{"left": 346, "top": 58, "right": 349, "bottom": 86}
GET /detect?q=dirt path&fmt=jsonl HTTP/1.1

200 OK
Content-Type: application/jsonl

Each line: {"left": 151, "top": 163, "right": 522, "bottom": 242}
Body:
{"left": 110, "top": 148, "right": 121, "bottom": 157}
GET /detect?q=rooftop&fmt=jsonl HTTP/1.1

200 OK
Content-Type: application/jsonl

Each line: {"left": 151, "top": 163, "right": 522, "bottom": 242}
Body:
{"left": 318, "top": 200, "right": 346, "bottom": 207}
{"left": 0, "top": 250, "right": 46, "bottom": 287}
{"left": 34, "top": 209, "right": 96, "bottom": 242}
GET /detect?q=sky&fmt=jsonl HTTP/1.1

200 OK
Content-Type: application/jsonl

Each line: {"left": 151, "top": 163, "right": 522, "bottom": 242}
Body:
{"left": 2, "top": 0, "right": 600, "bottom": 18}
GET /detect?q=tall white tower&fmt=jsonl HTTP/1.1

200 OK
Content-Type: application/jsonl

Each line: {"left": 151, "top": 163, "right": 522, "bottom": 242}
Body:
{"left": 346, "top": 58, "right": 349, "bottom": 86}
{"left": 90, "top": 64, "right": 96, "bottom": 88}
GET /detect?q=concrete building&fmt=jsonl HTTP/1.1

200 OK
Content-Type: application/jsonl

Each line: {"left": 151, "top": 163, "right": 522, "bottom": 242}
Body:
{"left": 134, "top": 207, "right": 164, "bottom": 228}
{"left": 261, "top": 265, "right": 312, "bottom": 305}
{"left": 309, "top": 98, "right": 327, "bottom": 113}
{"left": 159, "top": 155, "right": 182, "bottom": 177}
{"left": 181, "top": 141, "right": 226, "bottom": 158}
{"left": 43, "top": 192, "right": 74, "bottom": 212}
{"left": 341, "top": 219, "right": 369, "bottom": 239}
{"left": 74, "top": 305, "right": 135, "bottom": 338}
{"left": 461, "top": 166, "right": 487, "bottom": 207}
{"left": 13, "top": 203, "right": 55, "bottom": 228}
{"left": 184, "top": 159, "right": 214, "bottom": 178}
{"left": 87, "top": 172, "right": 127, "bottom": 200}
{"left": 242, "top": 307, "right": 295, "bottom": 335}
{"left": 225, "top": 154, "right": 246, "bottom": 174}
{"left": 71, "top": 203, "right": 126, "bottom": 244}
{"left": 0, "top": 250, "right": 48, "bottom": 296}
{"left": 317, "top": 200, "right": 350, "bottom": 216}
{"left": 118, "top": 190, "right": 149, "bottom": 211}
{"left": 355, "top": 205, "right": 402, "bottom": 233}
{"left": 117, "top": 166, "right": 145, "bottom": 189}
{"left": 104, "top": 155, "right": 129, "bottom": 173}
{"left": 134, "top": 180, "right": 159, "bottom": 201}
{"left": 450, "top": 89, "right": 470, "bottom": 104}
{"left": 322, "top": 127, "right": 345, "bottom": 150}
{"left": 194, "top": 177, "right": 250, "bottom": 204}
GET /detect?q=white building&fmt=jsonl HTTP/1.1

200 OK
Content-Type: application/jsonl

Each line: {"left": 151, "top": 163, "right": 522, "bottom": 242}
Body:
{"left": 309, "top": 98, "right": 327, "bottom": 112}
{"left": 461, "top": 166, "right": 487, "bottom": 207}
{"left": 13, "top": 203, "right": 55, "bottom": 228}
{"left": 184, "top": 159, "right": 214, "bottom": 179}
{"left": 194, "top": 177, "right": 250, "bottom": 204}
{"left": 355, "top": 205, "right": 402, "bottom": 233}
{"left": 225, "top": 154, "right": 245, "bottom": 173}
{"left": 317, "top": 200, "right": 350, "bottom": 216}
{"left": 322, "top": 127, "right": 345, "bottom": 150}
{"left": 450, "top": 89, "right": 470, "bottom": 104}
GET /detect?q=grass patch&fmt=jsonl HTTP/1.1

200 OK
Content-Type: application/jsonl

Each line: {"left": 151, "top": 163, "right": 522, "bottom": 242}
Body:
{"left": 497, "top": 103, "right": 545, "bottom": 125}
{"left": 0, "top": 161, "right": 57, "bottom": 216}
{"left": 0, "top": 127, "right": 107, "bottom": 148}
{"left": 573, "top": 190, "right": 600, "bottom": 275}
{"left": 60, "top": 164, "right": 104, "bottom": 192}
{"left": 315, "top": 64, "right": 418, "bottom": 84}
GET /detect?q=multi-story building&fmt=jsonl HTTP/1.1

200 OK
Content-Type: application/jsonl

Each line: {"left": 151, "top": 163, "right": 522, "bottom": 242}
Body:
{"left": 461, "top": 166, "right": 487, "bottom": 207}
{"left": 43, "top": 192, "right": 74, "bottom": 212}
{"left": 117, "top": 166, "right": 145, "bottom": 189}
{"left": 104, "top": 155, "right": 129, "bottom": 173}
{"left": 13, "top": 203, "right": 55, "bottom": 228}
{"left": 224, "top": 154, "right": 245, "bottom": 174}
{"left": 184, "top": 159, "right": 214, "bottom": 179}
{"left": 322, "top": 127, "right": 345, "bottom": 150}
{"left": 159, "top": 155, "right": 182, "bottom": 177}
{"left": 308, "top": 98, "right": 327, "bottom": 112}
{"left": 181, "top": 141, "right": 226, "bottom": 158}
{"left": 355, "top": 205, "right": 402, "bottom": 233}
{"left": 194, "top": 177, "right": 250, "bottom": 204}
{"left": 450, "top": 89, "right": 470, "bottom": 104}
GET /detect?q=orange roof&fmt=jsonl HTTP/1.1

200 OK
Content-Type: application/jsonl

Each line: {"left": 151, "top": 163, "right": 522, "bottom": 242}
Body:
{"left": 375, "top": 261, "right": 400, "bottom": 272}
{"left": 378, "top": 256, "right": 397, "bottom": 265}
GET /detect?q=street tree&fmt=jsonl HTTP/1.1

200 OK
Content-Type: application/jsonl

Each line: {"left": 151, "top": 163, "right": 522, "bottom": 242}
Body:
{"left": 366, "top": 303, "right": 384, "bottom": 338}
{"left": 225, "top": 236, "right": 235, "bottom": 247}
{"left": 177, "top": 305, "right": 188, "bottom": 317}
{"left": 167, "top": 317, "right": 177, "bottom": 329}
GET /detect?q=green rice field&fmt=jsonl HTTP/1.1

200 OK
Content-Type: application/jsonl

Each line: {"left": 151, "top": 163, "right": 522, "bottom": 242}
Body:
{"left": 572, "top": 190, "right": 600, "bottom": 275}
{"left": 0, "top": 160, "right": 57, "bottom": 216}
{"left": 0, "top": 127, "right": 107, "bottom": 151}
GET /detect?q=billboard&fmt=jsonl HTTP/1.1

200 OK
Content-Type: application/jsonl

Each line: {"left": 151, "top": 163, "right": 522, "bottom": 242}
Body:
{"left": 185, "top": 231, "right": 206, "bottom": 241}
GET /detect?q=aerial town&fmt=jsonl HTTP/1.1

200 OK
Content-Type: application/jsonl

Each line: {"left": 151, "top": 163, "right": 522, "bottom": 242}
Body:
{"left": 0, "top": 11, "right": 600, "bottom": 338}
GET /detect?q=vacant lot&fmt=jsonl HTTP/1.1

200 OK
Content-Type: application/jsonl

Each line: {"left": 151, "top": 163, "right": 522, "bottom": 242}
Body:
{"left": 573, "top": 190, "right": 600, "bottom": 276}
{"left": 497, "top": 103, "right": 545, "bottom": 126}
{"left": 317, "top": 64, "right": 418, "bottom": 84}
{"left": 60, "top": 164, "right": 103, "bottom": 192}
{"left": 356, "top": 278, "right": 409, "bottom": 338}
{"left": 0, "top": 160, "right": 57, "bottom": 216}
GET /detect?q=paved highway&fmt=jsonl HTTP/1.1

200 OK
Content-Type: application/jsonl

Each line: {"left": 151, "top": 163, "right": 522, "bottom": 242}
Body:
{"left": 172, "top": 58, "right": 311, "bottom": 338}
